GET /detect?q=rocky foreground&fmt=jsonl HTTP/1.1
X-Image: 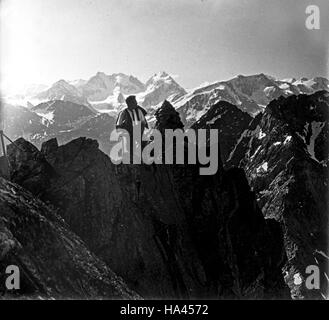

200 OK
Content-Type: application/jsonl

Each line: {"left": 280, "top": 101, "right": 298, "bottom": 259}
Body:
{"left": 1, "top": 133, "right": 288, "bottom": 299}
{"left": 0, "top": 176, "right": 139, "bottom": 299}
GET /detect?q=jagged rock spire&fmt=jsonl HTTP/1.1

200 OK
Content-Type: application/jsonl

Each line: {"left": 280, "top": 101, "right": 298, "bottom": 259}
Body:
{"left": 154, "top": 100, "right": 184, "bottom": 134}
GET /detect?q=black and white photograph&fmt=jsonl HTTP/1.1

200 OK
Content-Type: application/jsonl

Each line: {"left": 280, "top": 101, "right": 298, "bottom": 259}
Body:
{"left": 0, "top": 0, "right": 328, "bottom": 306}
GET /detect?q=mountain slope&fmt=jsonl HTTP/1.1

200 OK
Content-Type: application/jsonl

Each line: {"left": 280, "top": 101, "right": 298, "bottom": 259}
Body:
{"left": 34, "top": 80, "right": 89, "bottom": 106}
{"left": 31, "top": 100, "right": 96, "bottom": 128}
{"left": 6, "top": 136, "right": 288, "bottom": 299}
{"left": 33, "top": 113, "right": 117, "bottom": 156}
{"left": 173, "top": 74, "right": 329, "bottom": 126}
{"left": 2, "top": 103, "right": 48, "bottom": 143}
{"left": 226, "top": 90, "right": 329, "bottom": 299}
{"left": 192, "top": 101, "right": 252, "bottom": 163}
{"left": 0, "top": 176, "right": 138, "bottom": 299}
{"left": 2, "top": 101, "right": 116, "bottom": 156}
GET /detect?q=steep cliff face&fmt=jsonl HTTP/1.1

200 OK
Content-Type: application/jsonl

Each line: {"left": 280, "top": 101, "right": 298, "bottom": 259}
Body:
{"left": 173, "top": 163, "right": 287, "bottom": 298}
{"left": 191, "top": 101, "right": 252, "bottom": 164}
{"left": 7, "top": 135, "right": 288, "bottom": 299}
{"left": 0, "top": 177, "right": 138, "bottom": 299}
{"left": 226, "top": 91, "right": 329, "bottom": 298}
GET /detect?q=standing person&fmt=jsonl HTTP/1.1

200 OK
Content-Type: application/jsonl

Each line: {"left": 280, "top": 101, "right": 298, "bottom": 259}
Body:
{"left": 115, "top": 95, "right": 148, "bottom": 163}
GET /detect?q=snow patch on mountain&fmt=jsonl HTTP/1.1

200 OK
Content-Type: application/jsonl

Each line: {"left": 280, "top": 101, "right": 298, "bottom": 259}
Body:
{"left": 38, "top": 110, "right": 55, "bottom": 124}
{"left": 284, "top": 136, "right": 292, "bottom": 145}
{"left": 81, "top": 72, "right": 145, "bottom": 103}
{"left": 172, "top": 75, "right": 329, "bottom": 126}
{"left": 306, "top": 121, "right": 325, "bottom": 162}
{"left": 258, "top": 128, "right": 266, "bottom": 139}
{"left": 256, "top": 162, "right": 268, "bottom": 173}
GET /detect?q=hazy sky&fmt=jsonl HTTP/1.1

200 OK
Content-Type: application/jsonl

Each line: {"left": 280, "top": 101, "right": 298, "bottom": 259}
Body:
{"left": 1, "top": 0, "right": 328, "bottom": 92}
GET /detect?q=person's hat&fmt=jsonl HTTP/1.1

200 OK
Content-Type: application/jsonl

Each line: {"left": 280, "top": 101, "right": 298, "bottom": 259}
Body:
{"left": 126, "top": 95, "right": 136, "bottom": 105}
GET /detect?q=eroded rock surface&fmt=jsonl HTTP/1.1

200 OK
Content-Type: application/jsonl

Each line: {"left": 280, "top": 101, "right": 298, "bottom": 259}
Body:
{"left": 0, "top": 177, "right": 138, "bottom": 299}
{"left": 7, "top": 135, "right": 287, "bottom": 299}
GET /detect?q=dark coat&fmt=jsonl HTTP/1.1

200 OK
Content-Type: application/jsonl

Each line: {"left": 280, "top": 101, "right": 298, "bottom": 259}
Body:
{"left": 116, "top": 106, "right": 148, "bottom": 135}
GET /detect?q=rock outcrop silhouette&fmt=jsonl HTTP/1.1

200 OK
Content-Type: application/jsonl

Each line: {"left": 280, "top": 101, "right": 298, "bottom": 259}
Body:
{"left": 6, "top": 130, "right": 288, "bottom": 299}
{"left": 154, "top": 100, "right": 184, "bottom": 134}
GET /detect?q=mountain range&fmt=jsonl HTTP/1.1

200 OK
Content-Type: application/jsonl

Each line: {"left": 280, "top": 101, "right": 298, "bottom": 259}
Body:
{"left": 6, "top": 72, "right": 328, "bottom": 116}
{"left": 0, "top": 72, "right": 328, "bottom": 299}
{"left": 174, "top": 74, "right": 329, "bottom": 126}
{"left": 4, "top": 71, "right": 185, "bottom": 113}
{"left": 2, "top": 72, "right": 328, "bottom": 166}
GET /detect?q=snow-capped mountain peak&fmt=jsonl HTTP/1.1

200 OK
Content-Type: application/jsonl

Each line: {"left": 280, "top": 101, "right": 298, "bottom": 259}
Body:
{"left": 146, "top": 71, "right": 175, "bottom": 87}
{"left": 138, "top": 71, "right": 186, "bottom": 109}
{"left": 35, "top": 80, "right": 80, "bottom": 99}
{"left": 173, "top": 74, "right": 329, "bottom": 126}
{"left": 81, "top": 72, "right": 145, "bottom": 103}
{"left": 51, "top": 79, "right": 78, "bottom": 91}
{"left": 68, "top": 79, "right": 87, "bottom": 88}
